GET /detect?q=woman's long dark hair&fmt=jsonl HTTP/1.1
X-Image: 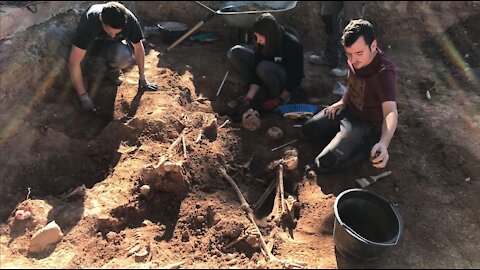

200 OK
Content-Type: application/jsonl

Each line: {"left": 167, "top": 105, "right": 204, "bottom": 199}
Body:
{"left": 252, "top": 13, "right": 282, "bottom": 58}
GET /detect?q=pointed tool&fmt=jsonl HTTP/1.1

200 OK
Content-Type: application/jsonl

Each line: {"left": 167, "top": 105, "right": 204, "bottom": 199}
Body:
{"left": 355, "top": 171, "right": 392, "bottom": 188}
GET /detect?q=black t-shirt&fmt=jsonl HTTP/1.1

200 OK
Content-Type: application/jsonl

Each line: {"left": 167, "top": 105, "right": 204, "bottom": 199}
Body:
{"left": 73, "top": 4, "right": 144, "bottom": 50}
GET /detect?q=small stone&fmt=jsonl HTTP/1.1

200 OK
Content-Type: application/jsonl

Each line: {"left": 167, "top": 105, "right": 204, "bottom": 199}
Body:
{"left": 140, "top": 185, "right": 150, "bottom": 196}
{"left": 106, "top": 231, "right": 117, "bottom": 242}
{"left": 28, "top": 221, "right": 63, "bottom": 253}
{"left": 212, "top": 213, "right": 222, "bottom": 225}
{"left": 426, "top": 90, "right": 431, "bottom": 100}
{"left": 227, "top": 100, "right": 238, "bottom": 108}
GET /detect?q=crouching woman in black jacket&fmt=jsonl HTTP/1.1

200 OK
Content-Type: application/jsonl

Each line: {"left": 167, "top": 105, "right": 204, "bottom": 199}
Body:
{"left": 227, "top": 13, "right": 304, "bottom": 115}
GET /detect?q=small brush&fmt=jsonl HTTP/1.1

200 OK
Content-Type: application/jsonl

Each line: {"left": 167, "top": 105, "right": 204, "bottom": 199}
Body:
{"left": 355, "top": 171, "right": 392, "bottom": 188}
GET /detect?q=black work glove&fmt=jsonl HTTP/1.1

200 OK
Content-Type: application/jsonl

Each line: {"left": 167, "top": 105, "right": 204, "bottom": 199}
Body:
{"left": 138, "top": 75, "right": 158, "bottom": 91}
{"left": 79, "top": 93, "right": 95, "bottom": 111}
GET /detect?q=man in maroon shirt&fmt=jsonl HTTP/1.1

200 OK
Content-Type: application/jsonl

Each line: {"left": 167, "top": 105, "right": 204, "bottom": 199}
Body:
{"left": 302, "top": 19, "right": 398, "bottom": 171}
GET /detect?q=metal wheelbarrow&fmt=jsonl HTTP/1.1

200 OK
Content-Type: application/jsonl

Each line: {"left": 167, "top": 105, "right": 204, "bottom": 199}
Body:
{"left": 166, "top": 1, "right": 298, "bottom": 52}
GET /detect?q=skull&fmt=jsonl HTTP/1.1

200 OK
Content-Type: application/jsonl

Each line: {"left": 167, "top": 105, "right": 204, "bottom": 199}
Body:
{"left": 283, "top": 146, "right": 298, "bottom": 171}
{"left": 266, "top": 127, "right": 284, "bottom": 140}
{"left": 242, "top": 109, "right": 261, "bottom": 131}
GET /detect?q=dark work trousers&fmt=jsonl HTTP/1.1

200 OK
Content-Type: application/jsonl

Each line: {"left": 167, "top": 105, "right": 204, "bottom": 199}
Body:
{"left": 321, "top": 1, "right": 367, "bottom": 68}
{"left": 227, "top": 45, "right": 287, "bottom": 100}
{"left": 45, "top": 26, "right": 133, "bottom": 71}
{"left": 301, "top": 106, "right": 380, "bottom": 171}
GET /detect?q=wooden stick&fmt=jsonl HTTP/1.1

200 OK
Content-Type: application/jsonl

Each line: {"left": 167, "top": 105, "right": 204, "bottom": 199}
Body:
{"left": 278, "top": 165, "right": 285, "bottom": 213}
{"left": 219, "top": 167, "right": 307, "bottom": 268}
{"left": 267, "top": 170, "right": 282, "bottom": 223}
{"left": 253, "top": 177, "right": 268, "bottom": 185}
{"left": 271, "top": 139, "right": 298, "bottom": 152}
{"left": 154, "top": 134, "right": 183, "bottom": 167}
{"left": 219, "top": 168, "right": 249, "bottom": 207}
{"left": 253, "top": 179, "right": 277, "bottom": 212}
{"left": 181, "top": 134, "right": 187, "bottom": 159}
{"left": 219, "top": 168, "right": 276, "bottom": 261}
{"left": 166, "top": 13, "right": 214, "bottom": 52}
{"left": 216, "top": 70, "right": 229, "bottom": 97}
{"left": 225, "top": 235, "right": 246, "bottom": 249}
{"left": 26, "top": 187, "right": 32, "bottom": 200}
{"left": 195, "top": 131, "right": 203, "bottom": 143}
{"left": 160, "top": 260, "right": 186, "bottom": 269}
{"left": 169, "top": 135, "right": 183, "bottom": 151}
{"left": 147, "top": 240, "right": 153, "bottom": 262}
{"left": 219, "top": 119, "right": 230, "bottom": 129}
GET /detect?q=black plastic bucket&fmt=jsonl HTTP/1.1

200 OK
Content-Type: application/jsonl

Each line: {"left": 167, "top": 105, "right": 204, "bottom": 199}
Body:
{"left": 157, "top": 22, "right": 188, "bottom": 44}
{"left": 333, "top": 189, "right": 403, "bottom": 261}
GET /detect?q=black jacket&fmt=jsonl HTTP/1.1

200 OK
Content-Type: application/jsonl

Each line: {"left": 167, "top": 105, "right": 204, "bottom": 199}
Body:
{"left": 253, "top": 26, "right": 304, "bottom": 92}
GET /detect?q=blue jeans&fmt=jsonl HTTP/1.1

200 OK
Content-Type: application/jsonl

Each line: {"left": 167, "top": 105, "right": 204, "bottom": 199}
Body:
{"left": 301, "top": 106, "right": 380, "bottom": 171}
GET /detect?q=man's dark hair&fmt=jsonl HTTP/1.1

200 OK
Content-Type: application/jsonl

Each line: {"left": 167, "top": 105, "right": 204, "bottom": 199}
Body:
{"left": 252, "top": 13, "right": 281, "bottom": 57}
{"left": 341, "top": 19, "right": 375, "bottom": 48}
{"left": 101, "top": 2, "right": 127, "bottom": 29}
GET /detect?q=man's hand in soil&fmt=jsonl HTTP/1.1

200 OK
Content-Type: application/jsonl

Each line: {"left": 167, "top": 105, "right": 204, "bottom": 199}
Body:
{"left": 79, "top": 93, "right": 95, "bottom": 111}
{"left": 138, "top": 75, "right": 158, "bottom": 91}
